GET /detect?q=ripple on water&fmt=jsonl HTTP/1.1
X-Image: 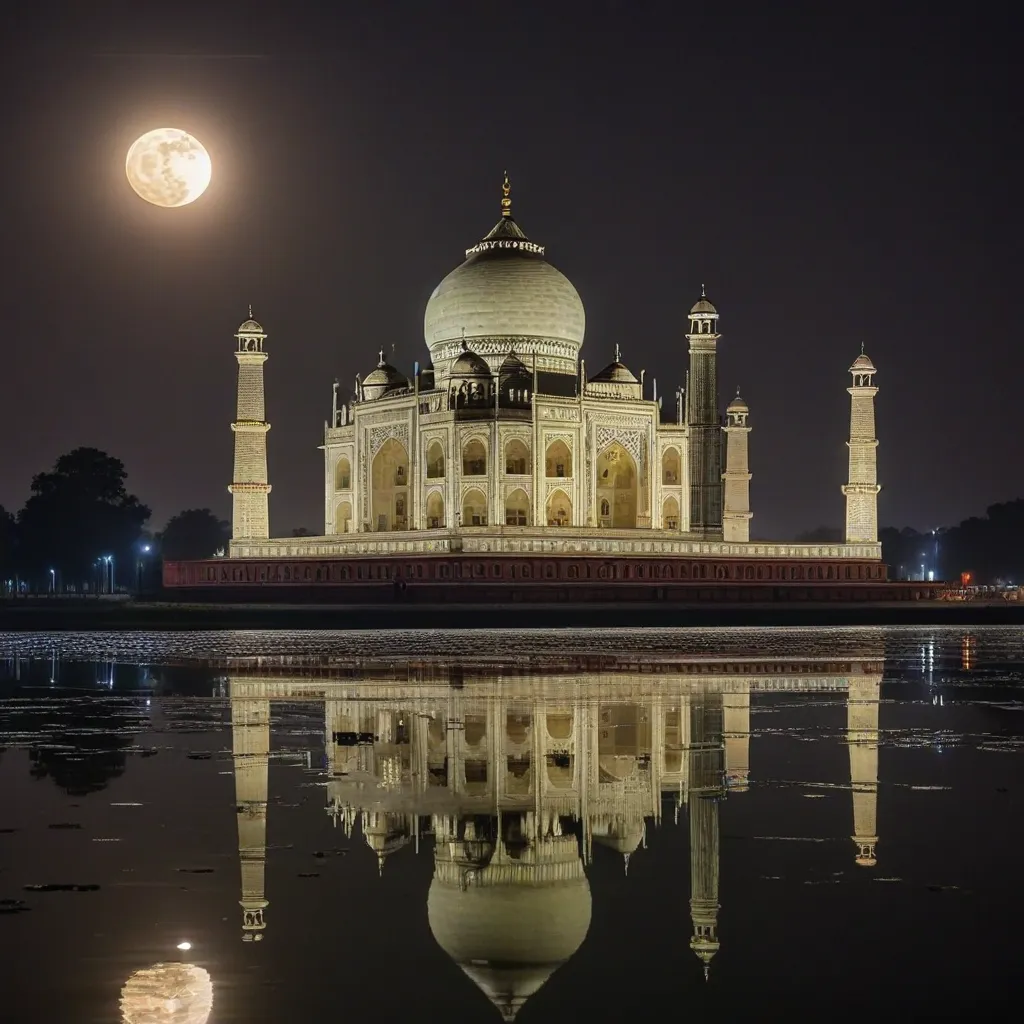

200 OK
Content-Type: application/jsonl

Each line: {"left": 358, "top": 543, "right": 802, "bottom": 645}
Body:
{"left": 0, "top": 625, "right": 1021, "bottom": 668}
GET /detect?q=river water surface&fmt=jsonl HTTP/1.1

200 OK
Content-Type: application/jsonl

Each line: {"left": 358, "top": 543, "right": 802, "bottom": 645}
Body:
{"left": 1, "top": 627, "right": 1021, "bottom": 1021}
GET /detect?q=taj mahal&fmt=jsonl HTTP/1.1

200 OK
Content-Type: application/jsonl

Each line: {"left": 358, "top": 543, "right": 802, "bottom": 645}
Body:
{"left": 217, "top": 175, "right": 882, "bottom": 576}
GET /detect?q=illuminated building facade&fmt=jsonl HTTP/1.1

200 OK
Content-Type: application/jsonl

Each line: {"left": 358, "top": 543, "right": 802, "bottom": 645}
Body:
{"left": 220, "top": 178, "right": 882, "bottom": 573}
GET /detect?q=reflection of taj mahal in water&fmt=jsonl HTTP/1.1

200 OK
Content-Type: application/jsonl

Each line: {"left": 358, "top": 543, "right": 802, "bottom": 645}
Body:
{"left": 229, "top": 653, "right": 882, "bottom": 1019}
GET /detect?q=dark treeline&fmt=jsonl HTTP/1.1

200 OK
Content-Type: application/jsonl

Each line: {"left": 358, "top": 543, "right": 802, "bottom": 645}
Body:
{"left": 798, "top": 500, "right": 1024, "bottom": 584}
{"left": 0, "top": 447, "right": 228, "bottom": 593}
{"left": 881, "top": 499, "right": 1024, "bottom": 585}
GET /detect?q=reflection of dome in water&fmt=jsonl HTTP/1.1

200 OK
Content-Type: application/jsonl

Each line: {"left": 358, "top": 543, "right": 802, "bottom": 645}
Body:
{"left": 120, "top": 963, "right": 213, "bottom": 1024}
{"left": 428, "top": 879, "right": 592, "bottom": 1021}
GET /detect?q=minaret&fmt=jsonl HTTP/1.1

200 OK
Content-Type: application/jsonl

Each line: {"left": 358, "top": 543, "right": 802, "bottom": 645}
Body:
{"left": 232, "top": 690, "right": 270, "bottom": 940}
{"left": 229, "top": 311, "right": 272, "bottom": 541}
{"left": 687, "top": 692, "right": 724, "bottom": 978}
{"left": 841, "top": 350, "right": 880, "bottom": 543}
{"left": 686, "top": 288, "right": 723, "bottom": 536}
{"left": 721, "top": 390, "right": 752, "bottom": 543}
{"left": 847, "top": 671, "right": 881, "bottom": 867}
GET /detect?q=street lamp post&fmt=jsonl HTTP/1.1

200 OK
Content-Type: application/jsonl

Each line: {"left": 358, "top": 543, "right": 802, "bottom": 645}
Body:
{"left": 49, "top": 569, "right": 55, "bottom": 596}
{"left": 137, "top": 544, "right": 152, "bottom": 594}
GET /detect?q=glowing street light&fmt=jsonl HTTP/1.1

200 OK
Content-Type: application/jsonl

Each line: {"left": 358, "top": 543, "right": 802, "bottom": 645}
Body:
{"left": 176, "top": 941, "right": 193, "bottom": 951}
{"left": 137, "top": 543, "right": 153, "bottom": 593}
{"left": 49, "top": 568, "right": 55, "bottom": 594}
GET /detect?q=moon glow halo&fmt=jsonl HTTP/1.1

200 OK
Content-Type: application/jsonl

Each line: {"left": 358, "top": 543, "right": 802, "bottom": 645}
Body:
{"left": 125, "top": 129, "right": 212, "bottom": 208}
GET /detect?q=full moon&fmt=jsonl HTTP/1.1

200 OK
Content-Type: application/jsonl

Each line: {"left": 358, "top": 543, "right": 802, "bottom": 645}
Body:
{"left": 125, "top": 128, "right": 212, "bottom": 208}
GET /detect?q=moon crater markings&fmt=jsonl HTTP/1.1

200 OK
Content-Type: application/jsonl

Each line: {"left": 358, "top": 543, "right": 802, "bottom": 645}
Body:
{"left": 126, "top": 129, "right": 212, "bottom": 208}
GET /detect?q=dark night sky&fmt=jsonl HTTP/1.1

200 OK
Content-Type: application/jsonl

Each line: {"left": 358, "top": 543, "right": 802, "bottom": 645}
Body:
{"left": 1, "top": 3, "right": 1018, "bottom": 538}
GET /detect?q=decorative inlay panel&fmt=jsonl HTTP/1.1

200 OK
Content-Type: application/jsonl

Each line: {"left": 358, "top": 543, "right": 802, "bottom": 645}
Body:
{"left": 595, "top": 426, "right": 645, "bottom": 465}
{"left": 369, "top": 423, "right": 410, "bottom": 459}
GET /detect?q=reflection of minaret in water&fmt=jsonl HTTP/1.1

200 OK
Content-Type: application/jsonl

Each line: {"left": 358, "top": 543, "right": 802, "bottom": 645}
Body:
{"left": 723, "top": 688, "right": 750, "bottom": 793}
{"left": 688, "top": 692, "right": 724, "bottom": 979}
{"left": 847, "top": 672, "right": 880, "bottom": 867}
{"left": 232, "top": 696, "right": 270, "bottom": 940}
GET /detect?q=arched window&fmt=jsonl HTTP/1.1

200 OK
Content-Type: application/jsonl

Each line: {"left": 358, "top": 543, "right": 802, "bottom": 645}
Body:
{"left": 545, "top": 440, "right": 572, "bottom": 478}
{"left": 371, "top": 438, "right": 409, "bottom": 532}
{"left": 505, "top": 439, "right": 530, "bottom": 475}
{"left": 505, "top": 488, "right": 530, "bottom": 526}
{"left": 462, "top": 439, "right": 487, "bottom": 476}
{"left": 426, "top": 441, "right": 445, "bottom": 479}
{"left": 335, "top": 457, "right": 351, "bottom": 490}
{"left": 600, "top": 499, "right": 610, "bottom": 518}
{"left": 546, "top": 489, "right": 571, "bottom": 526}
{"left": 596, "top": 443, "right": 638, "bottom": 528}
{"left": 663, "top": 496, "right": 679, "bottom": 529}
{"left": 426, "top": 491, "right": 444, "bottom": 529}
{"left": 462, "top": 488, "right": 488, "bottom": 526}
{"left": 336, "top": 501, "right": 352, "bottom": 535}
{"left": 662, "top": 448, "right": 680, "bottom": 485}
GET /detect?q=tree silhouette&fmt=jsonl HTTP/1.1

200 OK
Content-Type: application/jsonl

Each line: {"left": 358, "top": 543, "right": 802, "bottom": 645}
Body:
{"left": 17, "top": 448, "right": 150, "bottom": 588}
{"left": 1, "top": 664, "right": 148, "bottom": 797}
{"left": 882, "top": 499, "right": 1024, "bottom": 584}
{"left": 157, "top": 508, "right": 230, "bottom": 560}
{"left": 28, "top": 700, "right": 136, "bottom": 796}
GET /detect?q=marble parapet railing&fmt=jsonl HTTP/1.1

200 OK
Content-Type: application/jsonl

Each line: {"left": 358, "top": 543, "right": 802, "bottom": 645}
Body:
{"left": 228, "top": 527, "right": 882, "bottom": 561}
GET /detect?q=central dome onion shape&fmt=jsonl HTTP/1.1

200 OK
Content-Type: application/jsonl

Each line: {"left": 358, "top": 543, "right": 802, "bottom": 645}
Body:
{"left": 423, "top": 211, "right": 585, "bottom": 376}
{"left": 120, "top": 963, "right": 213, "bottom": 1024}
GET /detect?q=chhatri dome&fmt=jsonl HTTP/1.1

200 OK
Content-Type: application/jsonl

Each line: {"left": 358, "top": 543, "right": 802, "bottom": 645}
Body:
{"left": 236, "top": 306, "right": 266, "bottom": 336}
{"left": 361, "top": 349, "right": 409, "bottom": 401}
{"left": 589, "top": 344, "right": 638, "bottom": 384}
{"left": 689, "top": 286, "right": 718, "bottom": 316}
{"left": 851, "top": 350, "right": 876, "bottom": 372}
{"left": 423, "top": 172, "right": 586, "bottom": 376}
{"left": 727, "top": 389, "right": 748, "bottom": 414}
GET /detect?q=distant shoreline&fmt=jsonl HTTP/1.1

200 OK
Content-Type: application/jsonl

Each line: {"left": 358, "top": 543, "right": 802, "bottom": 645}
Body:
{"left": 1, "top": 598, "right": 1021, "bottom": 631}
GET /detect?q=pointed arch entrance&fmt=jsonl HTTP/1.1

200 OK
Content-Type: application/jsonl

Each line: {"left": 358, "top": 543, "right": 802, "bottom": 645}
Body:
{"left": 371, "top": 438, "right": 409, "bottom": 531}
{"left": 596, "top": 443, "right": 638, "bottom": 528}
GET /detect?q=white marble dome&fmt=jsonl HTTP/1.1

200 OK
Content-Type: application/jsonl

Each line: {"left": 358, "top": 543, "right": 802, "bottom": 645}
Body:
{"left": 423, "top": 215, "right": 585, "bottom": 373}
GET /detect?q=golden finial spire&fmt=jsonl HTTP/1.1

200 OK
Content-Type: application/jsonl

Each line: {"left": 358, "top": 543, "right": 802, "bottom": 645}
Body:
{"left": 501, "top": 170, "right": 512, "bottom": 217}
{"left": 701, "top": 283, "right": 706, "bottom": 298}
{"left": 248, "top": 303, "right": 253, "bottom": 319}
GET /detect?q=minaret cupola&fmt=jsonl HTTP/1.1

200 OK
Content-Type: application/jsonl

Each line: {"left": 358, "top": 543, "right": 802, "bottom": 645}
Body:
{"left": 687, "top": 285, "right": 720, "bottom": 338}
